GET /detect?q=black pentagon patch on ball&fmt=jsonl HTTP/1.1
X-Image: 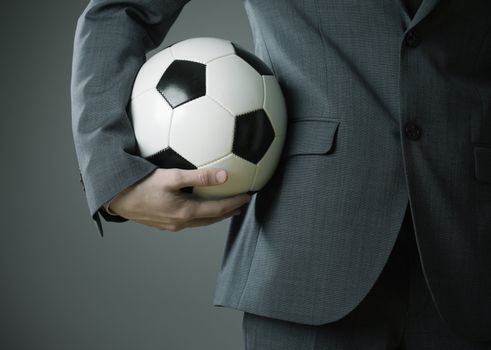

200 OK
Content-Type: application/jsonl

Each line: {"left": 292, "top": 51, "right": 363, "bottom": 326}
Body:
{"left": 233, "top": 110, "right": 275, "bottom": 164}
{"left": 145, "top": 147, "right": 197, "bottom": 193}
{"left": 157, "top": 60, "right": 206, "bottom": 108}
{"left": 231, "top": 43, "right": 273, "bottom": 76}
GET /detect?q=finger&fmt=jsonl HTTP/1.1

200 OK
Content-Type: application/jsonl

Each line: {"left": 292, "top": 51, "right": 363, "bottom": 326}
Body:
{"left": 133, "top": 218, "right": 184, "bottom": 232}
{"left": 166, "top": 168, "right": 228, "bottom": 191}
{"left": 191, "top": 193, "right": 251, "bottom": 218}
{"left": 133, "top": 209, "right": 242, "bottom": 231}
{"left": 132, "top": 218, "right": 169, "bottom": 229}
{"left": 184, "top": 209, "right": 242, "bottom": 228}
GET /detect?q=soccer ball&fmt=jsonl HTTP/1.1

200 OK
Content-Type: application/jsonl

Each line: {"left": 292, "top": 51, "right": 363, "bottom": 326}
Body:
{"left": 129, "top": 37, "right": 287, "bottom": 199}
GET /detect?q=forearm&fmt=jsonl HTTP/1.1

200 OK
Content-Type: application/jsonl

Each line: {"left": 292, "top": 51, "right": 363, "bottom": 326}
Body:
{"left": 71, "top": 0, "right": 191, "bottom": 227}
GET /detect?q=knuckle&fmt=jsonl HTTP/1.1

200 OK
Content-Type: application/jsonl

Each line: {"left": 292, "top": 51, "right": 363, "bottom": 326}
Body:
{"left": 166, "top": 223, "right": 181, "bottom": 232}
{"left": 216, "top": 206, "right": 227, "bottom": 216}
{"left": 175, "top": 208, "right": 192, "bottom": 221}
{"left": 163, "top": 225, "right": 175, "bottom": 232}
{"left": 169, "top": 169, "right": 183, "bottom": 185}
{"left": 194, "top": 200, "right": 204, "bottom": 214}
{"left": 198, "top": 170, "right": 210, "bottom": 186}
{"left": 173, "top": 224, "right": 183, "bottom": 232}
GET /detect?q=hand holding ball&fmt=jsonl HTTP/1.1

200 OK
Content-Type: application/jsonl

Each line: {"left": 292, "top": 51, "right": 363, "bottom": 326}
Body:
{"left": 129, "top": 37, "right": 287, "bottom": 199}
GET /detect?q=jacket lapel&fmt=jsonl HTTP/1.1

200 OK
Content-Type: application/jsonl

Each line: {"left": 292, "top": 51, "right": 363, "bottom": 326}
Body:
{"left": 408, "top": 0, "right": 441, "bottom": 28}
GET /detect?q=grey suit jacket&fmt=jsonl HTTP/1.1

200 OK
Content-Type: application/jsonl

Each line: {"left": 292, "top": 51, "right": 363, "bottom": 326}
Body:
{"left": 71, "top": 0, "right": 491, "bottom": 341}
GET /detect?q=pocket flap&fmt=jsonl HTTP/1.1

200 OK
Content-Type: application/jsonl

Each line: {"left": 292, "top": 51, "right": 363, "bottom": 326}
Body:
{"left": 281, "top": 118, "right": 340, "bottom": 158}
{"left": 474, "top": 144, "right": 491, "bottom": 183}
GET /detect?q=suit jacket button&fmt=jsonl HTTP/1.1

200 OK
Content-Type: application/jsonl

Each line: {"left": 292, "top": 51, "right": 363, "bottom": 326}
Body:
{"left": 404, "top": 29, "right": 421, "bottom": 47}
{"left": 405, "top": 121, "right": 422, "bottom": 140}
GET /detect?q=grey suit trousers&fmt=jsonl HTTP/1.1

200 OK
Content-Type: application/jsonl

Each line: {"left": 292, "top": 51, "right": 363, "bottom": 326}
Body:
{"left": 241, "top": 205, "right": 491, "bottom": 350}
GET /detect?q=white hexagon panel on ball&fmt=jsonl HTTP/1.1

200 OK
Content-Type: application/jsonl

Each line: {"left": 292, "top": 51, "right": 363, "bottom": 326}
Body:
{"left": 129, "top": 89, "right": 173, "bottom": 158}
{"left": 193, "top": 153, "right": 257, "bottom": 199}
{"left": 206, "top": 54, "right": 264, "bottom": 116}
{"left": 170, "top": 95, "right": 235, "bottom": 167}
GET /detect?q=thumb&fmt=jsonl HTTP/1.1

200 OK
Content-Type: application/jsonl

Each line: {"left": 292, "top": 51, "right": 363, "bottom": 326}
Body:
{"left": 168, "top": 168, "right": 228, "bottom": 190}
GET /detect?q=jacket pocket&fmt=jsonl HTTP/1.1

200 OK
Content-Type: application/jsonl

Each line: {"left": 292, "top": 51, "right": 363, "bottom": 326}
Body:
{"left": 280, "top": 117, "right": 340, "bottom": 159}
{"left": 474, "top": 144, "right": 491, "bottom": 184}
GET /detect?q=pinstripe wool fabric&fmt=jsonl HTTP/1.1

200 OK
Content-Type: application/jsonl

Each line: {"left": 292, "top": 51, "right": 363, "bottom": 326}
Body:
{"left": 403, "top": 0, "right": 423, "bottom": 18}
{"left": 71, "top": 0, "right": 491, "bottom": 341}
{"left": 242, "top": 206, "right": 491, "bottom": 349}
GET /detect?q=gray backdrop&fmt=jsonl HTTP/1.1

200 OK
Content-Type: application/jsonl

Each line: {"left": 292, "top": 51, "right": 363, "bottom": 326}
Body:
{"left": 0, "top": 1, "right": 252, "bottom": 349}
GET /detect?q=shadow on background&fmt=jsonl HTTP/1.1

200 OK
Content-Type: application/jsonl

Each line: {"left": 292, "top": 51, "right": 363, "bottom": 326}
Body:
{"left": 0, "top": 1, "right": 253, "bottom": 349}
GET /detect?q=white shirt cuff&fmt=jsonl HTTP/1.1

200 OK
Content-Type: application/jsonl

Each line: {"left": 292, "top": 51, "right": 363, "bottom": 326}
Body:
{"left": 103, "top": 199, "right": 118, "bottom": 216}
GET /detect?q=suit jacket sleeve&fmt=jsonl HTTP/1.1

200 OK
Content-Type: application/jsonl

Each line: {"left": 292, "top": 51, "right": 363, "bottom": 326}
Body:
{"left": 71, "top": 0, "right": 191, "bottom": 237}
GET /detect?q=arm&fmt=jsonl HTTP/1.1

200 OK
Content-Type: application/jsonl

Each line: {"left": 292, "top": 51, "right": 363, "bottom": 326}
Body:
{"left": 71, "top": 0, "right": 191, "bottom": 236}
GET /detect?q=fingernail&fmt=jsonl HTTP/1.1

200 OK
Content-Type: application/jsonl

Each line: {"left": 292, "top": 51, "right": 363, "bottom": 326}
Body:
{"left": 216, "top": 170, "right": 227, "bottom": 183}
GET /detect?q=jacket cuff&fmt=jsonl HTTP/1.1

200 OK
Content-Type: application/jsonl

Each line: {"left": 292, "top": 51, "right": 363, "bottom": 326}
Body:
{"left": 80, "top": 164, "right": 158, "bottom": 237}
